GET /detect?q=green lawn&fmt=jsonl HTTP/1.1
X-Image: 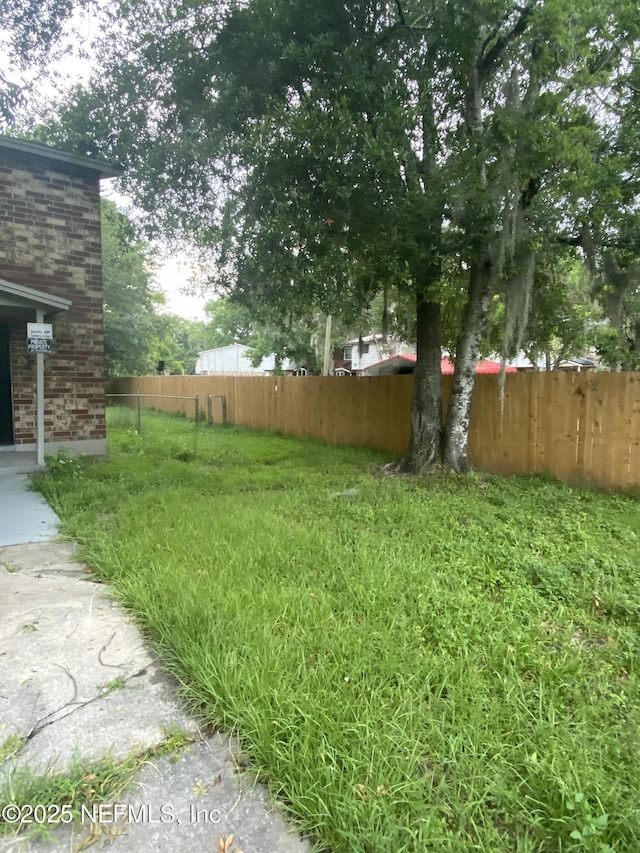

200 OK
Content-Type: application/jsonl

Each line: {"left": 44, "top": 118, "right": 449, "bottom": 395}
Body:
{"left": 34, "top": 408, "right": 640, "bottom": 852}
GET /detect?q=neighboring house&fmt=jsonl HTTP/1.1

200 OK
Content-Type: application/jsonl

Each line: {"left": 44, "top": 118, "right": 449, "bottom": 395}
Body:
{"left": 0, "top": 135, "right": 119, "bottom": 462}
{"left": 364, "top": 351, "right": 598, "bottom": 376}
{"left": 195, "top": 343, "right": 296, "bottom": 375}
{"left": 557, "top": 357, "right": 597, "bottom": 371}
{"left": 498, "top": 353, "right": 598, "bottom": 371}
{"left": 339, "top": 335, "right": 415, "bottom": 374}
{"left": 360, "top": 354, "right": 418, "bottom": 376}
{"left": 503, "top": 352, "right": 549, "bottom": 371}
{"left": 361, "top": 355, "right": 518, "bottom": 376}
{"left": 440, "top": 357, "right": 518, "bottom": 375}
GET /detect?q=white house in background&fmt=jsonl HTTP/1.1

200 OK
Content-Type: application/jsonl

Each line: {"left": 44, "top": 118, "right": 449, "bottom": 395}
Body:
{"left": 195, "top": 343, "right": 296, "bottom": 375}
{"left": 340, "top": 335, "right": 416, "bottom": 374}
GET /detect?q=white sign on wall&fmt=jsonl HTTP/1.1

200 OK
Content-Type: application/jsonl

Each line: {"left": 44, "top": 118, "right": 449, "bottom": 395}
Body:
{"left": 27, "top": 322, "right": 53, "bottom": 354}
{"left": 27, "top": 339, "right": 52, "bottom": 353}
{"left": 27, "top": 323, "right": 53, "bottom": 339}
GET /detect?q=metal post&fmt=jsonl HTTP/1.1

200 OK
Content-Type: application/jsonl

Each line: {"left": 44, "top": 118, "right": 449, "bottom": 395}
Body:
{"left": 137, "top": 393, "right": 142, "bottom": 434}
{"left": 322, "top": 313, "right": 333, "bottom": 376}
{"left": 35, "top": 309, "right": 45, "bottom": 465}
{"left": 195, "top": 394, "right": 200, "bottom": 423}
{"left": 206, "top": 395, "right": 226, "bottom": 426}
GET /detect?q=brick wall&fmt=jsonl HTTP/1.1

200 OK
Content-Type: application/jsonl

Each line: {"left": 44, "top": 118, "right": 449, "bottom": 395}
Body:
{"left": 0, "top": 162, "right": 106, "bottom": 446}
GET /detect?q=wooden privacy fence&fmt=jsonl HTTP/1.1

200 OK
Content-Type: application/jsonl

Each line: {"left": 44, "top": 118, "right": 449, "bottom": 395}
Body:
{"left": 107, "top": 371, "right": 640, "bottom": 490}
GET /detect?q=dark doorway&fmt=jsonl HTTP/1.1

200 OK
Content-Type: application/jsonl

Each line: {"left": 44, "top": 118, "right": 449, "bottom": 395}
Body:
{"left": 0, "top": 324, "right": 14, "bottom": 444}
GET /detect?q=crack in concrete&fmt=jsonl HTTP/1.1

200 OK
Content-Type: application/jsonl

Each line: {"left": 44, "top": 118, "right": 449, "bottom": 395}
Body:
{"left": 12, "top": 664, "right": 152, "bottom": 760}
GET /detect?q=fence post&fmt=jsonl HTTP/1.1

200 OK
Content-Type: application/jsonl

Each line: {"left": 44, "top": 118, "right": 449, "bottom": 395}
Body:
{"left": 195, "top": 394, "right": 200, "bottom": 424}
{"left": 207, "top": 395, "right": 212, "bottom": 425}
{"left": 137, "top": 393, "right": 142, "bottom": 434}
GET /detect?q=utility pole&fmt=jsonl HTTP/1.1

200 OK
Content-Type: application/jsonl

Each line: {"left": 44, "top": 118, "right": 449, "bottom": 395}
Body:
{"left": 322, "top": 314, "right": 333, "bottom": 376}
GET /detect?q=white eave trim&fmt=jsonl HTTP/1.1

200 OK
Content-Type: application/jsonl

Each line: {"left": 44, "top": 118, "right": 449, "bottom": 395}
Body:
{"left": 0, "top": 277, "right": 71, "bottom": 314}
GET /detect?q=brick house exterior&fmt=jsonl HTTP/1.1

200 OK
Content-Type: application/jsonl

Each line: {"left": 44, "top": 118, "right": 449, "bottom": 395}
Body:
{"left": 0, "top": 135, "right": 119, "bottom": 459}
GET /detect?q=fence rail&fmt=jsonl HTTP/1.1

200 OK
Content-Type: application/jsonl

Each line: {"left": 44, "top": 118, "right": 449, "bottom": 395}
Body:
{"left": 106, "top": 372, "right": 640, "bottom": 490}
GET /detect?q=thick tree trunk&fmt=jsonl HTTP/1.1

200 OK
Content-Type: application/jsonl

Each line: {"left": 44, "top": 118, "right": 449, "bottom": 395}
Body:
{"left": 443, "top": 252, "right": 494, "bottom": 473}
{"left": 399, "top": 292, "right": 443, "bottom": 473}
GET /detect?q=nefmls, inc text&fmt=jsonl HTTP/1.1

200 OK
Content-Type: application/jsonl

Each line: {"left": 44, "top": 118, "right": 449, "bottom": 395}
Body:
{"left": 80, "top": 804, "right": 221, "bottom": 825}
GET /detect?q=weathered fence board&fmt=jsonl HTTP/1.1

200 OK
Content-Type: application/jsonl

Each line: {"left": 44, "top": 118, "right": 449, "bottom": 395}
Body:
{"left": 108, "top": 372, "right": 640, "bottom": 489}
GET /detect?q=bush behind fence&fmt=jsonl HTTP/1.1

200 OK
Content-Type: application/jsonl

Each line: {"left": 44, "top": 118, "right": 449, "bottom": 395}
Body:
{"left": 107, "top": 372, "right": 640, "bottom": 490}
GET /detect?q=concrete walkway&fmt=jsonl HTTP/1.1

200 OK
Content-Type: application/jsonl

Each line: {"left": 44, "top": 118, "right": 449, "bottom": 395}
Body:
{"left": 0, "top": 470, "right": 313, "bottom": 852}
{"left": 0, "top": 466, "right": 59, "bottom": 547}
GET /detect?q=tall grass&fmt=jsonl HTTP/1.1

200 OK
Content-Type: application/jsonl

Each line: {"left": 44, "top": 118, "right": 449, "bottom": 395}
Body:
{"left": 33, "top": 409, "right": 640, "bottom": 852}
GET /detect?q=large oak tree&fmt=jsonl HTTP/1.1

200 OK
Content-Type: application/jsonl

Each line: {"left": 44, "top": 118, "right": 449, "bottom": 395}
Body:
{"left": 15, "top": 0, "right": 639, "bottom": 470}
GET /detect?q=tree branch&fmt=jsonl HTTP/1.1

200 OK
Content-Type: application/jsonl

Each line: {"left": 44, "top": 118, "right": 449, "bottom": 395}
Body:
{"left": 554, "top": 233, "right": 639, "bottom": 252}
{"left": 478, "top": 4, "right": 534, "bottom": 79}
{"left": 520, "top": 176, "right": 540, "bottom": 209}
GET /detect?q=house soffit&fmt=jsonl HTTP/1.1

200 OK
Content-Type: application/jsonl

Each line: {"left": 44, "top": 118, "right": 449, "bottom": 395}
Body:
{"left": 0, "top": 134, "right": 121, "bottom": 180}
{"left": 0, "top": 278, "right": 72, "bottom": 315}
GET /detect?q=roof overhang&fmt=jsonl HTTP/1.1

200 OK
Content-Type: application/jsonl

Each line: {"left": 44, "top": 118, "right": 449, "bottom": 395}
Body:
{"left": 0, "top": 278, "right": 71, "bottom": 317}
{"left": 0, "top": 135, "right": 121, "bottom": 180}
{"left": 362, "top": 355, "right": 417, "bottom": 376}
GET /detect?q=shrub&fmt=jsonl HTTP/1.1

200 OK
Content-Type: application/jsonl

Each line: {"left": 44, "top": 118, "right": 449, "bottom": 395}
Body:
{"left": 43, "top": 447, "right": 85, "bottom": 478}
